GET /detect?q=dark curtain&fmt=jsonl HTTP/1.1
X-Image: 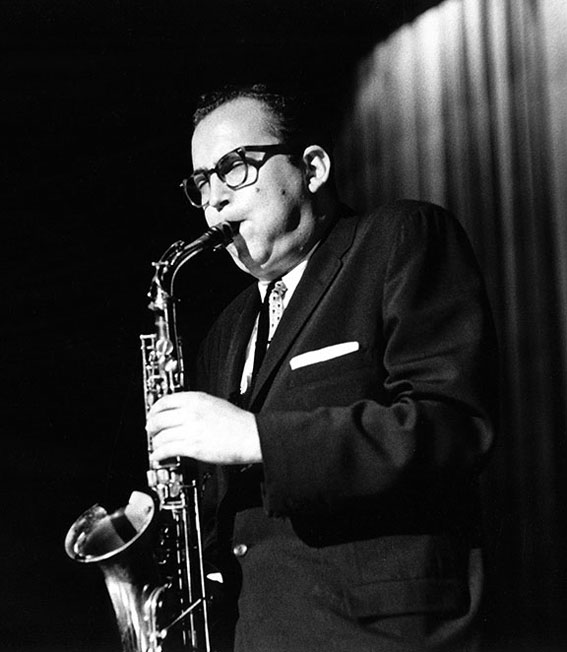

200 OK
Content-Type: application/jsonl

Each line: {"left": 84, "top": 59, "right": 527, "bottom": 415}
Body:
{"left": 335, "top": 0, "right": 567, "bottom": 648}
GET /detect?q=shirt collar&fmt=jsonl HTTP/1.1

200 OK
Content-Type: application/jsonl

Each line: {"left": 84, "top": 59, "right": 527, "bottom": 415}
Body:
{"left": 257, "top": 246, "right": 316, "bottom": 304}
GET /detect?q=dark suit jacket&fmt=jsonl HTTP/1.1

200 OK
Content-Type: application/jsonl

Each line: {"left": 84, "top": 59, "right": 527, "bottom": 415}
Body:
{"left": 195, "top": 200, "right": 498, "bottom": 650}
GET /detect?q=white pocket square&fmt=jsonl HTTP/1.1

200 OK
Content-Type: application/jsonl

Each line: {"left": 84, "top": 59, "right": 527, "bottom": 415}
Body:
{"left": 289, "top": 341, "right": 360, "bottom": 370}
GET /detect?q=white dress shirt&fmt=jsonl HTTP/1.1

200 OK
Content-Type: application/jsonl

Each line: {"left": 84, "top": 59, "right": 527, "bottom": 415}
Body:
{"left": 240, "top": 257, "right": 311, "bottom": 395}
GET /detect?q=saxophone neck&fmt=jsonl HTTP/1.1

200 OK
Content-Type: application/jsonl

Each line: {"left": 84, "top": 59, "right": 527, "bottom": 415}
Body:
{"left": 148, "top": 222, "right": 235, "bottom": 305}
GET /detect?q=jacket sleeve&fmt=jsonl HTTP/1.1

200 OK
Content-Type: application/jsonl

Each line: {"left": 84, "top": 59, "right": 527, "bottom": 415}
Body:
{"left": 256, "top": 205, "right": 498, "bottom": 518}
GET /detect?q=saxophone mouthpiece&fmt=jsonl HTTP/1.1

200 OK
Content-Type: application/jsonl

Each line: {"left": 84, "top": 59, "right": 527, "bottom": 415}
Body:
{"left": 189, "top": 221, "right": 235, "bottom": 252}
{"left": 210, "top": 221, "right": 236, "bottom": 247}
{"left": 226, "top": 220, "right": 240, "bottom": 238}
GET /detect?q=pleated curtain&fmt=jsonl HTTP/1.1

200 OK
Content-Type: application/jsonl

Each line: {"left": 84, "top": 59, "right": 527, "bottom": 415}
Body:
{"left": 335, "top": 0, "right": 567, "bottom": 646}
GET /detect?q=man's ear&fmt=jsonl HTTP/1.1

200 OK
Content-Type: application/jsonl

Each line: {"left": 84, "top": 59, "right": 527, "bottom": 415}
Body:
{"left": 301, "top": 145, "right": 331, "bottom": 193}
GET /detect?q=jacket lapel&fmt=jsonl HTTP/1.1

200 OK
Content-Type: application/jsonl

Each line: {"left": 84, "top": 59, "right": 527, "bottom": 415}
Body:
{"left": 223, "top": 286, "right": 259, "bottom": 401}
{"left": 249, "top": 213, "right": 358, "bottom": 407}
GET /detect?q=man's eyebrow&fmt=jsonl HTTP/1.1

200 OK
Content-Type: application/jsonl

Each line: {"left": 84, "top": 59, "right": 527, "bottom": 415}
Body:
{"left": 191, "top": 150, "right": 232, "bottom": 175}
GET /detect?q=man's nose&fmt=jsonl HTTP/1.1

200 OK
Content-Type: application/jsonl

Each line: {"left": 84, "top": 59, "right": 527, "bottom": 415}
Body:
{"left": 207, "top": 173, "right": 230, "bottom": 211}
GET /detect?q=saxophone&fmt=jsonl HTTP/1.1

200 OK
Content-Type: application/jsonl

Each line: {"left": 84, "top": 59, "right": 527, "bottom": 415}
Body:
{"left": 65, "top": 222, "right": 235, "bottom": 652}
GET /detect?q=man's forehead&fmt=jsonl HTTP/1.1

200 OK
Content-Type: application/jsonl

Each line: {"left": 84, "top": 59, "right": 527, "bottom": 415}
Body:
{"left": 191, "top": 98, "right": 276, "bottom": 165}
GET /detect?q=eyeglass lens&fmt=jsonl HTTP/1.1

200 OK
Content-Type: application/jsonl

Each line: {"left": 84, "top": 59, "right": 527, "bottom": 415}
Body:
{"left": 186, "top": 150, "right": 251, "bottom": 207}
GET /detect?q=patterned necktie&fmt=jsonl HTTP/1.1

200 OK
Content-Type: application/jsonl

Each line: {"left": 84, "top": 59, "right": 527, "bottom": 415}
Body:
{"left": 267, "top": 279, "right": 287, "bottom": 344}
{"left": 252, "top": 279, "right": 287, "bottom": 381}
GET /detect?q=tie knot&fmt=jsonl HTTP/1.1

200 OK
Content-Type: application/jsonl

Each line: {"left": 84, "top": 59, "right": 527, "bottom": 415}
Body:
{"left": 270, "top": 279, "right": 287, "bottom": 300}
{"left": 266, "top": 279, "right": 286, "bottom": 343}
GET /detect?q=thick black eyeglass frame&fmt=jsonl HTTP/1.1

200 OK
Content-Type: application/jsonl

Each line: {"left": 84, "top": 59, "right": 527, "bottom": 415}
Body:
{"left": 180, "top": 144, "right": 294, "bottom": 208}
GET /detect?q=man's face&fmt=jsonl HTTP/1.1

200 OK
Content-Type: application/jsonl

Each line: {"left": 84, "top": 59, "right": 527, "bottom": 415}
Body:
{"left": 191, "top": 97, "right": 319, "bottom": 281}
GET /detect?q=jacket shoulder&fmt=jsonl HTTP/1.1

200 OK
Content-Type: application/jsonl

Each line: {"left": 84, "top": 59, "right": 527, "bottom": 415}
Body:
{"left": 355, "top": 200, "right": 473, "bottom": 254}
{"left": 362, "top": 199, "right": 459, "bottom": 230}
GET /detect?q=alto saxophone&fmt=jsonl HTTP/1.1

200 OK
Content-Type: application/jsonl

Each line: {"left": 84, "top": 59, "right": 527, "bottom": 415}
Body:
{"left": 65, "top": 222, "right": 235, "bottom": 652}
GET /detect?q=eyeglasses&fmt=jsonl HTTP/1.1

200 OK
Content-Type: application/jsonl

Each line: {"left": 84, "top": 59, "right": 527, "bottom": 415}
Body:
{"left": 180, "top": 144, "right": 293, "bottom": 208}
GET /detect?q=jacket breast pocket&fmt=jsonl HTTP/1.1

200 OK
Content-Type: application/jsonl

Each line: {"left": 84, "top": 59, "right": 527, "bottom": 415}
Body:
{"left": 285, "top": 347, "right": 379, "bottom": 407}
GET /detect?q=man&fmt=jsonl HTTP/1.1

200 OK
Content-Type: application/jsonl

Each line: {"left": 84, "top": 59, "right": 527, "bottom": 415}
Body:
{"left": 146, "top": 85, "right": 498, "bottom": 651}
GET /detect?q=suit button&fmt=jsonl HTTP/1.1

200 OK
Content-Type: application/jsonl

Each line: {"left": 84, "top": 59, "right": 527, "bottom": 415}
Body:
{"left": 232, "top": 543, "right": 248, "bottom": 557}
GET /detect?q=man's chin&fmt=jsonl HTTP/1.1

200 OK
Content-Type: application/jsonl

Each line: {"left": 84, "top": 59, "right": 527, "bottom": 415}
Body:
{"left": 227, "top": 246, "right": 256, "bottom": 277}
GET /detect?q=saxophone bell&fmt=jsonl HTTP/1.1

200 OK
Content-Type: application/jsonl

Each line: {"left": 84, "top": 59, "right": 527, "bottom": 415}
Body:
{"left": 65, "top": 491, "right": 165, "bottom": 652}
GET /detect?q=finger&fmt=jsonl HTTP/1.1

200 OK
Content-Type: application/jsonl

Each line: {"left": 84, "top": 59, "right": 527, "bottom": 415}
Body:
{"left": 148, "top": 391, "right": 206, "bottom": 416}
{"left": 151, "top": 426, "right": 191, "bottom": 448}
{"left": 146, "top": 408, "right": 187, "bottom": 436}
{"left": 150, "top": 438, "right": 194, "bottom": 464}
{"left": 148, "top": 392, "right": 189, "bottom": 415}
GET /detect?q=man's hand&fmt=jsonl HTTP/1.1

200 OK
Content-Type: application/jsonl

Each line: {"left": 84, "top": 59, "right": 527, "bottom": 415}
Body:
{"left": 146, "top": 391, "right": 262, "bottom": 466}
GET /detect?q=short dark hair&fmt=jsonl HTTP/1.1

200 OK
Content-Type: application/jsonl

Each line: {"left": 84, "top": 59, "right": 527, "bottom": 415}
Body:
{"left": 192, "top": 83, "right": 333, "bottom": 152}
